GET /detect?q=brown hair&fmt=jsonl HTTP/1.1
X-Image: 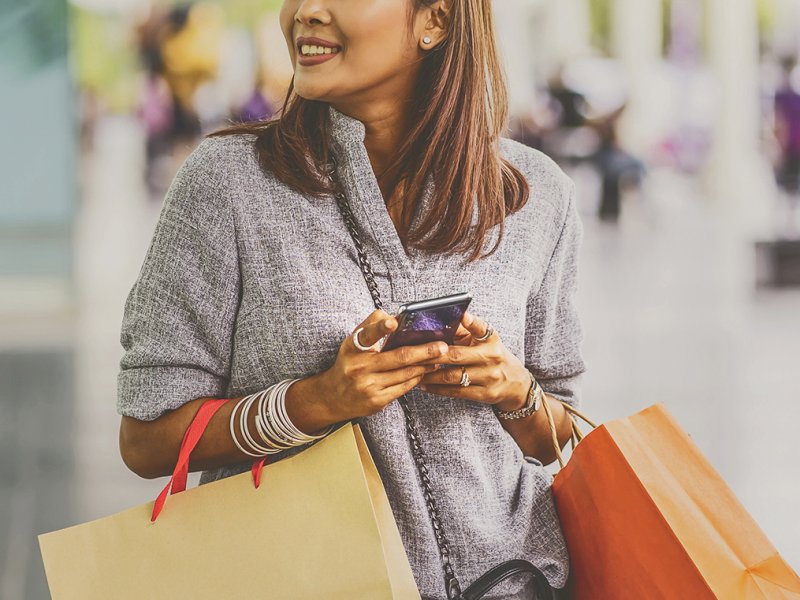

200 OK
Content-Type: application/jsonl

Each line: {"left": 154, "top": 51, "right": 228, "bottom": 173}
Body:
{"left": 209, "top": 0, "right": 529, "bottom": 264}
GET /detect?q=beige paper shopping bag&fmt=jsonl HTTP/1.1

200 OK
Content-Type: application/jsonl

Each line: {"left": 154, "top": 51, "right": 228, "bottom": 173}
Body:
{"left": 39, "top": 399, "right": 420, "bottom": 599}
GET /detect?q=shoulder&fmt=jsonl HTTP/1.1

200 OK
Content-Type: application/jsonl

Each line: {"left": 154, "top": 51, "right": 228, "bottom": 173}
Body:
{"left": 150, "top": 134, "right": 260, "bottom": 243}
{"left": 499, "top": 136, "right": 575, "bottom": 220}
{"left": 163, "top": 132, "right": 263, "bottom": 216}
{"left": 177, "top": 132, "right": 262, "bottom": 188}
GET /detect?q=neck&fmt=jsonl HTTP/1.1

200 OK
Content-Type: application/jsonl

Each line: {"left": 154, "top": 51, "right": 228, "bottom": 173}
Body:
{"left": 330, "top": 100, "right": 409, "bottom": 202}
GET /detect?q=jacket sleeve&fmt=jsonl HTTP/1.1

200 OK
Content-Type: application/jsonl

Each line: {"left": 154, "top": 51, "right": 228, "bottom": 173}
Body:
{"left": 117, "top": 138, "right": 241, "bottom": 421}
{"left": 523, "top": 177, "right": 587, "bottom": 411}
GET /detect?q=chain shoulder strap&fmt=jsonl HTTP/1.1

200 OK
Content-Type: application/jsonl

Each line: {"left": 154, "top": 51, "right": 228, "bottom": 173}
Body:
{"left": 328, "top": 155, "right": 463, "bottom": 600}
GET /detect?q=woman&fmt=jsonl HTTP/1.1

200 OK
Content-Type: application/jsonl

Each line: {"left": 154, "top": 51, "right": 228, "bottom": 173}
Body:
{"left": 117, "top": 0, "right": 586, "bottom": 598}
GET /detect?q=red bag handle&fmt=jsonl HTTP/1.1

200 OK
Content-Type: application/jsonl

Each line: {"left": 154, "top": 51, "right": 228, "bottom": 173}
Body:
{"left": 151, "top": 398, "right": 267, "bottom": 522}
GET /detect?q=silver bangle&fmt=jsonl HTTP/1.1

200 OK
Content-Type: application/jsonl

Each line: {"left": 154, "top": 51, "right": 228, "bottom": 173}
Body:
{"left": 239, "top": 391, "right": 276, "bottom": 455}
{"left": 258, "top": 383, "right": 297, "bottom": 450}
{"left": 256, "top": 379, "right": 335, "bottom": 450}
{"left": 230, "top": 394, "right": 268, "bottom": 457}
{"left": 255, "top": 386, "right": 294, "bottom": 452}
{"left": 274, "top": 379, "right": 333, "bottom": 443}
{"left": 230, "top": 379, "right": 337, "bottom": 459}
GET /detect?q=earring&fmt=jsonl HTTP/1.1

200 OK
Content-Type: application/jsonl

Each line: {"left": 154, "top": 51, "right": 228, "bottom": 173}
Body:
{"left": 423, "top": 36, "right": 431, "bottom": 44}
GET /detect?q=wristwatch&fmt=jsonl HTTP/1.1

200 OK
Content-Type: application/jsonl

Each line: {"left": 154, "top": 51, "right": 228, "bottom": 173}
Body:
{"left": 493, "top": 370, "right": 543, "bottom": 420}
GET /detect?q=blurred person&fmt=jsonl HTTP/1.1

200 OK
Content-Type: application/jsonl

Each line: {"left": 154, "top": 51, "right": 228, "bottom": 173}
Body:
{"left": 236, "top": 75, "right": 276, "bottom": 123}
{"left": 135, "top": 4, "right": 170, "bottom": 76}
{"left": 117, "top": 1, "right": 584, "bottom": 599}
{"left": 137, "top": 66, "right": 175, "bottom": 197}
{"left": 160, "top": 3, "right": 225, "bottom": 141}
{"left": 587, "top": 110, "right": 647, "bottom": 223}
{"left": 774, "top": 56, "right": 800, "bottom": 190}
{"left": 773, "top": 55, "right": 800, "bottom": 237}
{"left": 538, "top": 65, "right": 645, "bottom": 222}
{"left": 538, "top": 68, "right": 599, "bottom": 167}
{"left": 548, "top": 70, "right": 589, "bottom": 130}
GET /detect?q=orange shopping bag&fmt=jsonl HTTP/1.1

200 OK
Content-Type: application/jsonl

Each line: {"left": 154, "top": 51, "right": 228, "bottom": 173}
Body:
{"left": 541, "top": 401, "right": 800, "bottom": 599}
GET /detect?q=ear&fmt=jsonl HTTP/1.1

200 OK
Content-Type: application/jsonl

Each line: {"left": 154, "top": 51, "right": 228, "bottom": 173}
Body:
{"left": 418, "top": 0, "right": 450, "bottom": 51}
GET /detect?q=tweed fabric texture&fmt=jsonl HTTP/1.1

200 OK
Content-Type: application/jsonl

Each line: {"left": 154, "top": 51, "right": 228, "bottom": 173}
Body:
{"left": 117, "top": 104, "right": 587, "bottom": 598}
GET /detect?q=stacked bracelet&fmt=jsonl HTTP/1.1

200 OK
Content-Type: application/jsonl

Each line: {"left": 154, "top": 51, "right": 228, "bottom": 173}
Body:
{"left": 493, "top": 371, "right": 544, "bottom": 420}
{"left": 229, "top": 378, "right": 335, "bottom": 457}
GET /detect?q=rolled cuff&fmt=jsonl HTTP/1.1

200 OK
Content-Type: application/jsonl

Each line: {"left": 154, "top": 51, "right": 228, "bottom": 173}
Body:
{"left": 117, "top": 365, "right": 227, "bottom": 421}
{"left": 533, "top": 369, "right": 584, "bottom": 413}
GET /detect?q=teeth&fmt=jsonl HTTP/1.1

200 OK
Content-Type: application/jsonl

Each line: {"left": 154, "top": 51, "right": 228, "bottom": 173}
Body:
{"left": 300, "top": 44, "right": 339, "bottom": 56}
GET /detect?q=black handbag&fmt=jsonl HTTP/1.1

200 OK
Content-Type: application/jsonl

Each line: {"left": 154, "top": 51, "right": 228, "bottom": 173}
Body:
{"left": 328, "top": 155, "right": 560, "bottom": 600}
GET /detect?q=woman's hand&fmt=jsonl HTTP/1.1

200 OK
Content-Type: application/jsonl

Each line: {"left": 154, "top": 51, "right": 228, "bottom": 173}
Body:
{"left": 418, "top": 311, "right": 530, "bottom": 412}
{"left": 319, "top": 308, "right": 448, "bottom": 421}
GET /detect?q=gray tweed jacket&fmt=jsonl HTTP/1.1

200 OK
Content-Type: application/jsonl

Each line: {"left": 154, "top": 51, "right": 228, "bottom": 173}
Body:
{"left": 117, "top": 104, "right": 587, "bottom": 598}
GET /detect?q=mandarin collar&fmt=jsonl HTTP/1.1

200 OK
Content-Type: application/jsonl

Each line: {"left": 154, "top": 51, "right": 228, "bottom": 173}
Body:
{"left": 328, "top": 104, "right": 367, "bottom": 150}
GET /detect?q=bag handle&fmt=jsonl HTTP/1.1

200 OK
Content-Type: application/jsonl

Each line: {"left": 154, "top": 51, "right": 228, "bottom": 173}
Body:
{"left": 150, "top": 398, "right": 267, "bottom": 522}
{"left": 542, "top": 398, "right": 598, "bottom": 469}
{"left": 460, "top": 560, "right": 556, "bottom": 600}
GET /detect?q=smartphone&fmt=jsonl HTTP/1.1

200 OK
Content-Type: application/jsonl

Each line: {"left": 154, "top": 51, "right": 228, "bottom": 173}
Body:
{"left": 380, "top": 292, "right": 472, "bottom": 352}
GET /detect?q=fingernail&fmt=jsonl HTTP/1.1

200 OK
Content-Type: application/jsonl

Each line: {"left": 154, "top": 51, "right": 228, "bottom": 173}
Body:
{"left": 437, "top": 343, "right": 448, "bottom": 354}
{"left": 384, "top": 319, "right": 394, "bottom": 328}
{"left": 419, "top": 384, "right": 427, "bottom": 391}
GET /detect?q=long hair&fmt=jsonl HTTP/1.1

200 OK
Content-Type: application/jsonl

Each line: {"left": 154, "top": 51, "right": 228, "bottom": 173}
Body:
{"left": 209, "top": 0, "right": 529, "bottom": 264}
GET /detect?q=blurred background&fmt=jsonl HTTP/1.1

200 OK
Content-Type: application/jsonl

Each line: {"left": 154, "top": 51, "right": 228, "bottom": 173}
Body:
{"left": 1, "top": 0, "right": 799, "bottom": 597}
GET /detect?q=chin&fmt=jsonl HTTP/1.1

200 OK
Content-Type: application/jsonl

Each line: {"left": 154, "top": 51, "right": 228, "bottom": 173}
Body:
{"left": 293, "top": 80, "right": 334, "bottom": 103}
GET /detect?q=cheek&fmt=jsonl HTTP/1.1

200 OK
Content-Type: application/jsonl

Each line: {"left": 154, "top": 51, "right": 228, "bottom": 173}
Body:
{"left": 341, "top": 1, "right": 413, "bottom": 59}
{"left": 342, "top": 23, "right": 413, "bottom": 73}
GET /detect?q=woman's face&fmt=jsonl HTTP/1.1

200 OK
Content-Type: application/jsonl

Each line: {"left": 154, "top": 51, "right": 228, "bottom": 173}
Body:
{"left": 280, "top": 0, "right": 432, "bottom": 106}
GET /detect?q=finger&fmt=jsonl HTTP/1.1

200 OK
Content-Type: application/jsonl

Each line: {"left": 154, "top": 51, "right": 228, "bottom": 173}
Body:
{"left": 417, "top": 380, "right": 493, "bottom": 402}
{"left": 461, "top": 310, "right": 493, "bottom": 340}
{"left": 378, "top": 372, "right": 430, "bottom": 402}
{"left": 420, "top": 364, "right": 494, "bottom": 387}
{"left": 373, "top": 340, "right": 449, "bottom": 371}
{"left": 359, "top": 308, "right": 393, "bottom": 329}
{"left": 416, "top": 343, "right": 479, "bottom": 366}
{"left": 378, "top": 363, "right": 440, "bottom": 387}
{"left": 351, "top": 309, "right": 394, "bottom": 351}
{"left": 452, "top": 323, "right": 473, "bottom": 345}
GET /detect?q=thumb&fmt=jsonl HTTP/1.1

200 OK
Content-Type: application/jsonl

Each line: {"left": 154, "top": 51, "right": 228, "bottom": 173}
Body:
{"left": 356, "top": 308, "right": 390, "bottom": 330}
{"left": 351, "top": 308, "right": 394, "bottom": 351}
{"left": 461, "top": 311, "right": 487, "bottom": 337}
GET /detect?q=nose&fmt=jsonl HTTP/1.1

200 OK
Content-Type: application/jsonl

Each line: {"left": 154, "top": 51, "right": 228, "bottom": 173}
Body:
{"left": 294, "top": 0, "right": 332, "bottom": 27}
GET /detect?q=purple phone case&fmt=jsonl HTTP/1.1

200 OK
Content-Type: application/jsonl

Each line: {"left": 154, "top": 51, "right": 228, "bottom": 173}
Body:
{"left": 381, "top": 298, "right": 471, "bottom": 352}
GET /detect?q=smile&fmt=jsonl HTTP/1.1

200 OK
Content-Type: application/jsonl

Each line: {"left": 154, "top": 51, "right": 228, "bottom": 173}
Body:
{"left": 300, "top": 44, "right": 340, "bottom": 56}
{"left": 295, "top": 36, "right": 342, "bottom": 66}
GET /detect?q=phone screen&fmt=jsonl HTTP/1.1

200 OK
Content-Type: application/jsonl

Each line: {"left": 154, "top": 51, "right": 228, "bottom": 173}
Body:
{"left": 380, "top": 292, "right": 472, "bottom": 352}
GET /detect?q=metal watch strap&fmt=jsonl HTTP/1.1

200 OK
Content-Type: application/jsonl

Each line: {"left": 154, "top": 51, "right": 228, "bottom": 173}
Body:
{"left": 328, "top": 155, "right": 463, "bottom": 600}
{"left": 494, "top": 372, "right": 543, "bottom": 420}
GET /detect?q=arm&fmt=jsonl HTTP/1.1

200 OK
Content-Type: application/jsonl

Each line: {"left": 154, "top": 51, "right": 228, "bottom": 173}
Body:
{"left": 116, "top": 137, "right": 337, "bottom": 479}
{"left": 499, "top": 177, "right": 587, "bottom": 464}
{"left": 119, "top": 373, "right": 338, "bottom": 479}
{"left": 496, "top": 392, "right": 573, "bottom": 465}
